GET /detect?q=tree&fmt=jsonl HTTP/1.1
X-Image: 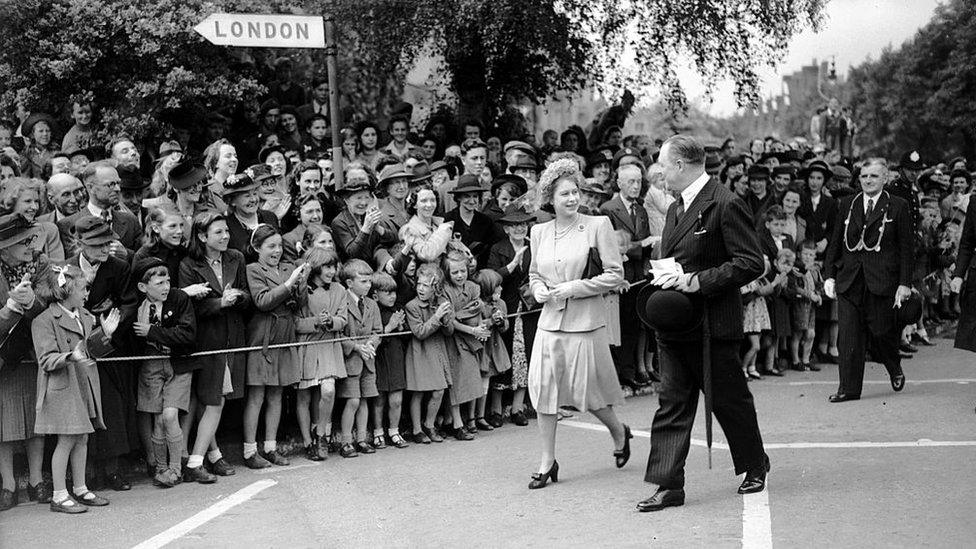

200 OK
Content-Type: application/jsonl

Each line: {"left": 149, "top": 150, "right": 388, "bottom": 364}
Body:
{"left": 0, "top": 0, "right": 279, "bottom": 144}
{"left": 848, "top": 0, "right": 976, "bottom": 159}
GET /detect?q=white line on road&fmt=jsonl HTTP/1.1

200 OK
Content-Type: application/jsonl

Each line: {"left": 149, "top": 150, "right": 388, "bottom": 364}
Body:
{"left": 785, "top": 378, "right": 976, "bottom": 385}
{"left": 561, "top": 420, "right": 976, "bottom": 449}
{"left": 132, "top": 479, "right": 277, "bottom": 549}
{"left": 741, "top": 480, "right": 772, "bottom": 549}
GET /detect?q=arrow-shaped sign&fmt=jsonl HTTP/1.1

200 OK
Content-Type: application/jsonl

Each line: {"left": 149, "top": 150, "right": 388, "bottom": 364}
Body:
{"left": 194, "top": 13, "right": 325, "bottom": 49}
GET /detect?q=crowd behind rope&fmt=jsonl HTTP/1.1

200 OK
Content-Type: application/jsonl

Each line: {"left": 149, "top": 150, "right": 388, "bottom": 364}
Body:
{"left": 0, "top": 91, "right": 969, "bottom": 514}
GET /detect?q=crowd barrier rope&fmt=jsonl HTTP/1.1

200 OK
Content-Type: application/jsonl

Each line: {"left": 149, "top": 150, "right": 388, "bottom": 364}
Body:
{"left": 96, "top": 276, "right": 653, "bottom": 363}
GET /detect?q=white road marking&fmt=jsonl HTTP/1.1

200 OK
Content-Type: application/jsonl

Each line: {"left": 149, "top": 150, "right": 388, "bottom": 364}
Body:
{"left": 561, "top": 420, "right": 976, "bottom": 449}
{"left": 741, "top": 481, "right": 772, "bottom": 549}
{"left": 785, "top": 378, "right": 976, "bottom": 385}
{"left": 252, "top": 462, "right": 322, "bottom": 474}
{"left": 132, "top": 479, "right": 276, "bottom": 549}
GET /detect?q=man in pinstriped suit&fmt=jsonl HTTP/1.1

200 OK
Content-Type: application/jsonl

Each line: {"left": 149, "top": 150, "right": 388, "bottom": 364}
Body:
{"left": 637, "top": 135, "right": 769, "bottom": 513}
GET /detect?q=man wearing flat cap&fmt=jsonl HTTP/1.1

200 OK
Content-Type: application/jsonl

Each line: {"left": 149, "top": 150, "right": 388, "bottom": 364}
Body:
{"left": 57, "top": 160, "right": 141, "bottom": 258}
{"left": 637, "top": 134, "right": 768, "bottom": 512}
{"left": 65, "top": 214, "right": 139, "bottom": 491}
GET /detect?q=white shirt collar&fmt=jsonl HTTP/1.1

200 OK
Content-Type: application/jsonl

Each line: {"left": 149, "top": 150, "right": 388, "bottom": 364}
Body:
{"left": 79, "top": 252, "right": 99, "bottom": 276}
{"left": 863, "top": 192, "right": 881, "bottom": 213}
{"left": 680, "top": 172, "right": 711, "bottom": 208}
{"left": 87, "top": 202, "right": 111, "bottom": 220}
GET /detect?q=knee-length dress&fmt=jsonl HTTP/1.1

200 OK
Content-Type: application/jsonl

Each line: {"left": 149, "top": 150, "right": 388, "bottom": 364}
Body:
{"left": 246, "top": 261, "right": 303, "bottom": 387}
{"left": 403, "top": 298, "right": 453, "bottom": 391}
{"left": 527, "top": 214, "right": 625, "bottom": 414}
{"left": 295, "top": 284, "right": 348, "bottom": 388}
{"left": 741, "top": 280, "right": 771, "bottom": 334}
{"left": 481, "top": 298, "right": 512, "bottom": 377}
{"left": 375, "top": 306, "right": 408, "bottom": 392}
{"left": 443, "top": 281, "right": 487, "bottom": 404}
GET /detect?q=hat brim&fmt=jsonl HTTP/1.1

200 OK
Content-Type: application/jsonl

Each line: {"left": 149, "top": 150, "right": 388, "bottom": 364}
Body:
{"left": 221, "top": 181, "right": 262, "bottom": 197}
{"left": 79, "top": 230, "right": 120, "bottom": 247}
{"left": 335, "top": 184, "right": 373, "bottom": 196}
{"left": 580, "top": 186, "right": 611, "bottom": 196}
{"left": 800, "top": 166, "right": 832, "bottom": 181}
{"left": 448, "top": 185, "right": 487, "bottom": 195}
{"left": 170, "top": 166, "right": 209, "bottom": 191}
{"left": 0, "top": 225, "right": 41, "bottom": 250}
{"left": 636, "top": 284, "right": 704, "bottom": 335}
{"left": 378, "top": 172, "right": 413, "bottom": 185}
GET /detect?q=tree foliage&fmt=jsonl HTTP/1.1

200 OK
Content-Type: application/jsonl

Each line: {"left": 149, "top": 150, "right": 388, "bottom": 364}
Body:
{"left": 848, "top": 0, "right": 976, "bottom": 159}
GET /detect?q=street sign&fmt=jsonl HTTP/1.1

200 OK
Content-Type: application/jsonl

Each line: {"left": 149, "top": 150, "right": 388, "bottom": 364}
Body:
{"left": 194, "top": 13, "right": 325, "bottom": 49}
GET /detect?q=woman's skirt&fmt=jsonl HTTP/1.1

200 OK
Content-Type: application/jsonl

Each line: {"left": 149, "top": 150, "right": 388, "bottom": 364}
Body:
{"left": 0, "top": 362, "right": 37, "bottom": 442}
{"left": 528, "top": 327, "right": 624, "bottom": 415}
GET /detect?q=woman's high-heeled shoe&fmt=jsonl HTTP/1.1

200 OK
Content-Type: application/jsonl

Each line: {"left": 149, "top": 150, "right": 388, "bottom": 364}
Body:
{"left": 528, "top": 460, "right": 559, "bottom": 489}
{"left": 614, "top": 424, "right": 633, "bottom": 468}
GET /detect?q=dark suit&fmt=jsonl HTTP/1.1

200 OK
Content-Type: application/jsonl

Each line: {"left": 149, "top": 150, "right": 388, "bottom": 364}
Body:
{"left": 65, "top": 252, "right": 138, "bottom": 462}
{"left": 953, "top": 203, "right": 976, "bottom": 353}
{"left": 823, "top": 191, "right": 914, "bottom": 396}
{"left": 600, "top": 195, "right": 652, "bottom": 383}
{"left": 645, "top": 177, "right": 766, "bottom": 489}
{"left": 799, "top": 192, "right": 837, "bottom": 247}
{"left": 57, "top": 206, "right": 142, "bottom": 257}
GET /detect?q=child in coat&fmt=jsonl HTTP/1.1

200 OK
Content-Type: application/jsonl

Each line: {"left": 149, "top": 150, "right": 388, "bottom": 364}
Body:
{"left": 371, "top": 272, "right": 409, "bottom": 449}
{"left": 32, "top": 264, "right": 120, "bottom": 514}
{"left": 294, "top": 247, "right": 347, "bottom": 461}
{"left": 473, "top": 269, "right": 511, "bottom": 431}
{"left": 766, "top": 248, "right": 795, "bottom": 373}
{"left": 441, "top": 250, "right": 488, "bottom": 441}
{"left": 337, "top": 259, "right": 383, "bottom": 458}
{"left": 243, "top": 225, "right": 309, "bottom": 469}
{"left": 790, "top": 241, "right": 823, "bottom": 371}
{"left": 404, "top": 262, "right": 454, "bottom": 444}
{"left": 124, "top": 258, "right": 196, "bottom": 488}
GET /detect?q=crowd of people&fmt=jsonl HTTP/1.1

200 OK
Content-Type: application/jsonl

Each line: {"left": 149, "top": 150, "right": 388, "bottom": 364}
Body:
{"left": 0, "top": 84, "right": 972, "bottom": 514}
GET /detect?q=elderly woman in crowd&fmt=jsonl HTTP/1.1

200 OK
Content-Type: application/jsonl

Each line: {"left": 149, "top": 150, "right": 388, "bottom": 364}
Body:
{"left": 0, "top": 213, "right": 50, "bottom": 511}
{"left": 223, "top": 169, "right": 279, "bottom": 260}
{"left": 330, "top": 166, "right": 396, "bottom": 263}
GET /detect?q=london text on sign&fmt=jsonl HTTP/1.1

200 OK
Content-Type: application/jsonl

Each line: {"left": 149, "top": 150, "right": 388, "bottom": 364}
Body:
{"left": 194, "top": 13, "right": 326, "bottom": 49}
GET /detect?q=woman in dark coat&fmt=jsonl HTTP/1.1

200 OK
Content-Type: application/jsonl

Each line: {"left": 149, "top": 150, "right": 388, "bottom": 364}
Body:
{"left": 178, "top": 211, "right": 251, "bottom": 482}
{"left": 0, "top": 214, "right": 50, "bottom": 510}
{"left": 223, "top": 169, "right": 279, "bottom": 262}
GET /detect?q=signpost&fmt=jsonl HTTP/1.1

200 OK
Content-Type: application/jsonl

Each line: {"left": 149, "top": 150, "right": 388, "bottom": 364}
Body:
{"left": 194, "top": 12, "right": 345, "bottom": 187}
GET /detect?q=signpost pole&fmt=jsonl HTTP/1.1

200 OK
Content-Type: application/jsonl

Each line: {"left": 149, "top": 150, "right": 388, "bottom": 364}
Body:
{"left": 324, "top": 14, "right": 344, "bottom": 189}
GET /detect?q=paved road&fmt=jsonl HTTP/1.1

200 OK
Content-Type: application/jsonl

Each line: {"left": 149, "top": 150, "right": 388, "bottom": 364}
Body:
{"left": 2, "top": 341, "right": 975, "bottom": 548}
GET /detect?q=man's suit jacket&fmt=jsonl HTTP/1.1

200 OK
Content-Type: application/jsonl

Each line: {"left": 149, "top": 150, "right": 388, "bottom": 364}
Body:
{"left": 823, "top": 191, "right": 914, "bottom": 297}
{"left": 57, "top": 207, "right": 142, "bottom": 256}
{"left": 600, "top": 195, "right": 651, "bottom": 282}
{"left": 799, "top": 192, "right": 838, "bottom": 245}
{"left": 658, "top": 179, "right": 764, "bottom": 340}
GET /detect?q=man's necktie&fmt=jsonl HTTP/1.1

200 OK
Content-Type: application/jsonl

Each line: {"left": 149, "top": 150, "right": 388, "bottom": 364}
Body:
{"left": 629, "top": 202, "right": 639, "bottom": 229}
{"left": 866, "top": 198, "right": 874, "bottom": 220}
{"left": 674, "top": 197, "right": 685, "bottom": 222}
{"left": 100, "top": 209, "right": 111, "bottom": 224}
{"left": 149, "top": 303, "right": 159, "bottom": 325}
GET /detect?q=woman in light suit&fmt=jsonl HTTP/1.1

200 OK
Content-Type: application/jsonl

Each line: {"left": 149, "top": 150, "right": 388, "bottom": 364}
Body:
{"left": 526, "top": 158, "right": 632, "bottom": 490}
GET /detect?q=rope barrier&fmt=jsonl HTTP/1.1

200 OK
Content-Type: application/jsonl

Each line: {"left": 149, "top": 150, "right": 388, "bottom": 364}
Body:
{"left": 96, "top": 275, "right": 655, "bottom": 363}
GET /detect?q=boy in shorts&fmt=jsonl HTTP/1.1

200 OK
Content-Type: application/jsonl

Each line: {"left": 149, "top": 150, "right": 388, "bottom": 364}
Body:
{"left": 337, "top": 259, "right": 383, "bottom": 458}
{"left": 127, "top": 258, "right": 197, "bottom": 487}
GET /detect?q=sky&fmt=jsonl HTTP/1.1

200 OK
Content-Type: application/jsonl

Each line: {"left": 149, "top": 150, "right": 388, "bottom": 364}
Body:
{"left": 688, "top": 0, "right": 944, "bottom": 116}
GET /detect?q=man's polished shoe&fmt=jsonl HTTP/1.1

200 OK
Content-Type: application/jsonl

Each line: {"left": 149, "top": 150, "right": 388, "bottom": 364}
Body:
{"left": 737, "top": 456, "right": 770, "bottom": 495}
{"left": 106, "top": 473, "right": 131, "bottom": 491}
{"left": 636, "top": 487, "right": 685, "bottom": 512}
{"left": 891, "top": 373, "right": 906, "bottom": 392}
{"left": 828, "top": 392, "right": 860, "bottom": 403}
{"left": 900, "top": 342, "right": 918, "bottom": 353}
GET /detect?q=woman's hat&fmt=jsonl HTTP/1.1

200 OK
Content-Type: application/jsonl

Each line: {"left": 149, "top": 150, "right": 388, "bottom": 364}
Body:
{"left": 22, "top": 112, "right": 55, "bottom": 138}
{"left": 168, "top": 159, "right": 208, "bottom": 191}
{"left": 377, "top": 163, "right": 413, "bottom": 187}
{"left": 491, "top": 174, "right": 528, "bottom": 197}
{"left": 245, "top": 163, "right": 274, "bottom": 183}
{"left": 580, "top": 180, "right": 612, "bottom": 197}
{"left": 334, "top": 173, "right": 373, "bottom": 196}
{"left": 747, "top": 165, "right": 770, "bottom": 180}
{"left": 636, "top": 284, "right": 704, "bottom": 335}
{"left": 586, "top": 149, "right": 613, "bottom": 170}
{"left": 510, "top": 156, "right": 538, "bottom": 172}
{"left": 66, "top": 146, "right": 99, "bottom": 162}
{"left": 221, "top": 172, "right": 261, "bottom": 198}
{"left": 0, "top": 213, "right": 40, "bottom": 250}
{"left": 799, "top": 160, "right": 832, "bottom": 181}
{"left": 497, "top": 204, "right": 535, "bottom": 225}
{"left": 156, "top": 140, "right": 183, "bottom": 163}
{"left": 429, "top": 160, "right": 449, "bottom": 173}
{"left": 449, "top": 174, "right": 486, "bottom": 195}
{"left": 258, "top": 145, "right": 286, "bottom": 164}
{"left": 411, "top": 161, "right": 433, "bottom": 185}
{"left": 72, "top": 216, "right": 120, "bottom": 246}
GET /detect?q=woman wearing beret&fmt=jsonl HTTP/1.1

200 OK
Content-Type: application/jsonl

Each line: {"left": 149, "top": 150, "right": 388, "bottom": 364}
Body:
{"left": 525, "top": 158, "right": 631, "bottom": 489}
{"left": 0, "top": 213, "right": 52, "bottom": 510}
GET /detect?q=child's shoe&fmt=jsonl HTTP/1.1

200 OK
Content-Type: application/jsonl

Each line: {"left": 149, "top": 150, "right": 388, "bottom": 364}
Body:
{"left": 355, "top": 441, "right": 376, "bottom": 454}
{"left": 389, "top": 433, "right": 410, "bottom": 448}
{"left": 412, "top": 430, "right": 431, "bottom": 444}
{"left": 453, "top": 427, "right": 474, "bottom": 441}
{"left": 153, "top": 468, "right": 180, "bottom": 488}
{"left": 184, "top": 465, "right": 217, "bottom": 484}
{"left": 305, "top": 444, "right": 327, "bottom": 461}
{"left": 476, "top": 418, "right": 494, "bottom": 431}
{"left": 50, "top": 497, "right": 86, "bottom": 514}
{"left": 208, "top": 457, "right": 236, "bottom": 476}
{"left": 807, "top": 362, "right": 821, "bottom": 371}
{"left": 424, "top": 427, "right": 444, "bottom": 443}
{"left": 372, "top": 434, "right": 387, "bottom": 449}
{"left": 262, "top": 450, "right": 290, "bottom": 466}
{"left": 339, "top": 443, "right": 359, "bottom": 458}
{"left": 244, "top": 452, "right": 272, "bottom": 469}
